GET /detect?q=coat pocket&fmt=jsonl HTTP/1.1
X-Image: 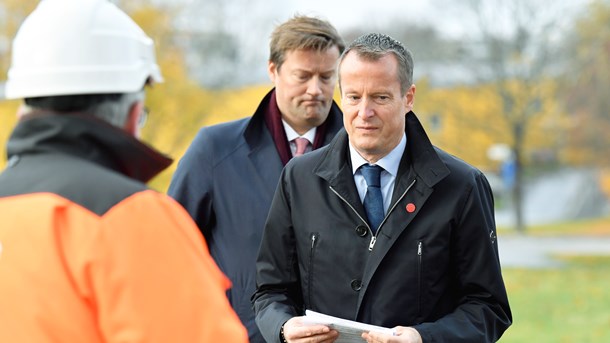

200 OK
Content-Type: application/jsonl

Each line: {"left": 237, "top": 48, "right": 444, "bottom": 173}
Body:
{"left": 308, "top": 232, "right": 319, "bottom": 309}
{"left": 417, "top": 240, "right": 423, "bottom": 318}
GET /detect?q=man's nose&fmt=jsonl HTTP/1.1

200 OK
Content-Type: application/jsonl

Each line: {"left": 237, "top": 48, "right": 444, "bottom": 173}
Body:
{"left": 306, "top": 77, "right": 323, "bottom": 96}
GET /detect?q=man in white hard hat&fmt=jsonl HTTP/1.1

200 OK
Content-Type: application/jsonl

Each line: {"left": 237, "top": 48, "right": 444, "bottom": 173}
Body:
{"left": 0, "top": 0, "right": 248, "bottom": 342}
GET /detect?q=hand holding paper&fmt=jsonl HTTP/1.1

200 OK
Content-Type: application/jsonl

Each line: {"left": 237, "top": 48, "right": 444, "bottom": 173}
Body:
{"left": 282, "top": 315, "right": 339, "bottom": 343}
{"left": 302, "top": 310, "right": 395, "bottom": 343}
{"left": 362, "top": 326, "right": 423, "bottom": 343}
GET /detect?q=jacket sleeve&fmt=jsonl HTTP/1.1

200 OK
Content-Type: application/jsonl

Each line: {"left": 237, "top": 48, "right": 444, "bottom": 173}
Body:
{"left": 90, "top": 190, "right": 247, "bottom": 343}
{"left": 413, "top": 171, "right": 512, "bottom": 342}
{"left": 167, "top": 127, "right": 214, "bottom": 239}
{"left": 252, "top": 168, "right": 303, "bottom": 343}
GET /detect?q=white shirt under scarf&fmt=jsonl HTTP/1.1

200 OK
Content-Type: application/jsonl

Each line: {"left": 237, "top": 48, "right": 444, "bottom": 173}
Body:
{"left": 282, "top": 120, "right": 316, "bottom": 156}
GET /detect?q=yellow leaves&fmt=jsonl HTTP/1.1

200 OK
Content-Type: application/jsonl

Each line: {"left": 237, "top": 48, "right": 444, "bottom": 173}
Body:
{"left": 145, "top": 76, "right": 569, "bottom": 192}
{"left": 563, "top": 0, "right": 610, "bottom": 167}
{"left": 203, "top": 85, "right": 272, "bottom": 126}
{"left": 415, "top": 84, "right": 504, "bottom": 169}
{"left": 0, "top": 101, "right": 19, "bottom": 165}
{"left": 598, "top": 169, "right": 610, "bottom": 200}
{"left": 412, "top": 80, "right": 566, "bottom": 171}
{"left": 0, "top": 76, "right": 569, "bottom": 192}
{"left": 0, "top": 2, "right": 579, "bottom": 190}
{"left": 144, "top": 83, "right": 273, "bottom": 191}
{"left": 576, "top": 0, "right": 610, "bottom": 39}
{"left": 0, "top": 0, "right": 37, "bottom": 74}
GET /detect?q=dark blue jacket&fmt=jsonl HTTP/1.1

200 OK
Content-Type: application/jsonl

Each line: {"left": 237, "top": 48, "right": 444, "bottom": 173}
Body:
{"left": 168, "top": 89, "right": 343, "bottom": 343}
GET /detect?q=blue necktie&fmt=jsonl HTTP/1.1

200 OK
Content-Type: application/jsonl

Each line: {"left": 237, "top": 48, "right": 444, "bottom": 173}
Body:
{"left": 361, "top": 164, "right": 384, "bottom": 233}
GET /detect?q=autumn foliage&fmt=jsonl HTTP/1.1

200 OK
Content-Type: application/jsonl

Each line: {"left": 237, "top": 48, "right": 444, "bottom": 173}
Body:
{"left": 1, "top": 0, "right": 609, "bottom": 194}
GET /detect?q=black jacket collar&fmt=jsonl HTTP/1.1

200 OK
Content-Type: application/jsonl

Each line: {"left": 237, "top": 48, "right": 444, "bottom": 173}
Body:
{"left": 314, "top": 111, "right": 450, "bottom": 191}
{"left": 7, "top": 112, "right": 172, "bottom": 183}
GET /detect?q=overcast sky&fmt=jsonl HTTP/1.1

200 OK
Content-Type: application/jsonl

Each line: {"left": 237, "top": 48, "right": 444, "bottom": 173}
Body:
{"left": 282, "top": 0, "right": 588, "bottom": 38}
{"left": 285, "top": 0, "right": 436, "bottom": 31}
{"left": 170, "top": 0, "right": 592, "bottom": 86}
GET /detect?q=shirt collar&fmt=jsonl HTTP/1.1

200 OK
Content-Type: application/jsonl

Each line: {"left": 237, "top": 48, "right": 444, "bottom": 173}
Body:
{"left": 350, "top": 133, "right": 407, "bottom": 177}
{"left": 282, "top": 119, "right": 316, "bottom": 143}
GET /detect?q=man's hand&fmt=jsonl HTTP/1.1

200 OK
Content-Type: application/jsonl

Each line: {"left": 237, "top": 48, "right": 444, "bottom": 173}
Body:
{"left": 361, "top": 326, "right": 422, "bottom": 343}
{"left": 282, "top": 316, "right": 339, "bottom": 343}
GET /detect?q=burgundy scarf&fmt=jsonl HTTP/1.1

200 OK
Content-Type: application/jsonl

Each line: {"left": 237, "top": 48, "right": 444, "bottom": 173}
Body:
{"left": 264, "top": 91, "right": 330, "bottom": 166}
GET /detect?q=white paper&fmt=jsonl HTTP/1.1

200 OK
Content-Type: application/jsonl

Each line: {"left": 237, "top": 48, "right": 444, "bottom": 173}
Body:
{"left": 303, "top": 310, "right": 395, "bottom": 343}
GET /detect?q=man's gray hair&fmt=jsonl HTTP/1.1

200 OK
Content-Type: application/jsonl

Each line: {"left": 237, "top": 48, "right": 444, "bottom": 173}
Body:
{"left": 339, "top": 33, "right": 414, "bottom": 95}
{"left": 23, "top": 91, "right": 144, "bottom": 128}
{"left": 88, "top": 91, "right": 144, "bottom": 127}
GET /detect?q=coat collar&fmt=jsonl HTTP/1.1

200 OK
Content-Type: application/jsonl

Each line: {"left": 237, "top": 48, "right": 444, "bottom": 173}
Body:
{"left": 238, "top": 88, "right": 345, "bottom": 196}
{"left": 314, "top": 111, "right": 449, "bottom": 194}
{"left": 7, "top": 112, "right": 172, "bottom": 183}
{"left": 243, "top": 88, "right": 344, "bottom": 153}
{"left": 243, "top": 89, "right": 276, "bottom": 150}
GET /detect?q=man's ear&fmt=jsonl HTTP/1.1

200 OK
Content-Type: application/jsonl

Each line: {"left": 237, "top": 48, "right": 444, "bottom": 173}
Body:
{"left": 125, "top": 100, "right": 144, "bottom": 136}
{"left": 268, "top": 61, "right": 277, "bottom": 83}
{"left": 404, "top": 84, "right": 416, "bottom": 111}
{"left": 16, "top": 104, "right": 29, "bottom": 119}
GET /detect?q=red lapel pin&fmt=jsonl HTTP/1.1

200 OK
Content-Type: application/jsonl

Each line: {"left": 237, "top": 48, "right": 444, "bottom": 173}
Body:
{"left": 406, "top": 203, "right": 416, "bottom": 213}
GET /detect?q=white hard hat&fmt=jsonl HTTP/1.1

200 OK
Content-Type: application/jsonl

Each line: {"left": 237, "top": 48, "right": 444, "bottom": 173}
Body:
{"left": 5, "top": 0, "right": 163, "bottom": 99}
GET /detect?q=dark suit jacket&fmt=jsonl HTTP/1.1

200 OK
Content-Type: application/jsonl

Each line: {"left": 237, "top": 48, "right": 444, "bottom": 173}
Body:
{"left": 168, "top": 89, "right": 343, "bottom": 343}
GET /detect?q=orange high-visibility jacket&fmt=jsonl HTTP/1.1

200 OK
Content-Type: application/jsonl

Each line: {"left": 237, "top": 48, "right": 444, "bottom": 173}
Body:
{"left": 0, "top": 114, "right": 248, "bottom": 342}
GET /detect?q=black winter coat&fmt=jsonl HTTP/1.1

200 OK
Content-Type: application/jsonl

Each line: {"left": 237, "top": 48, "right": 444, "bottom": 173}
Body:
{"left": 253, "top": 111, "right": 512, "bottom": 343}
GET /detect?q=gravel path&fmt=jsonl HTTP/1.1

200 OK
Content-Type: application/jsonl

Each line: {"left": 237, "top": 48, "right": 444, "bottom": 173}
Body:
{"left": 497, "top": 235, "right": 610, "bottom": 268}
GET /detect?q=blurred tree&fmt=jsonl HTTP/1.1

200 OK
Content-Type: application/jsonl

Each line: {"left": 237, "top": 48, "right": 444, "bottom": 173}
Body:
{"left": 560, "top": 0, "right": 610, "bottom": 167}
{"left": 0, "top": 0, "right": 37, "bottom": 167}
{"left": 0, "top": 0, "right": 37, "bottom": 76}
{"left": 203, "top": 84, "right": 272, "bottom": 125}
{"left": 0, "top": 101, "right": 19, "bottom": 166}
{"left": 116, "top": 0, "right": 219, "bottom": 190}
{"left": 414, "top": 79, "right": 563, "bottom": 172}
{"left": 0, "top": 0, "right": 217, "bottom": 192}
{"left": 342, "top": 23, "right": 466, "bottom": 85}
{"left": 436, "top": 0, "right": 575, "bottom": 233}
{"left": 162, "top": 0, "right": 273, "bottom": 88}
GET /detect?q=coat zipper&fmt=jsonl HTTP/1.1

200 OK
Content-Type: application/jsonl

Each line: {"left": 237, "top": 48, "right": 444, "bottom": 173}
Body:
{"left": 417, "top": 240, "right": 423, "bottom": 317}
{"left": 329, "top": 186, "right": 371, "bottom": 231}
{"left": 308, "top": 232, "right": 319, "bottom": 309}
{"left": 329, "top": 179, "right": 416, "bottom": 251}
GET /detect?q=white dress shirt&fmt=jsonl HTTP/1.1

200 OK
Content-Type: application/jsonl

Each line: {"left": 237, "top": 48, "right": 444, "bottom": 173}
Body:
{"left": 350, "top": 134, "right": 407, "bottom": 214}
{"left": 283, "top": 120, "right": 316, "bottom": 156}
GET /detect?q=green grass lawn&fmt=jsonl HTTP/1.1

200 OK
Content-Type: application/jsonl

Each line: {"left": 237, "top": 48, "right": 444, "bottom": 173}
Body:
{"left": 501, "top": 256, "right": 610, "bottom": 342}
{"left": 498, "top": 216, "right": 610, "bottom": 342}
{"left": 498, "top": 216, "right": 610, "bottom": 236}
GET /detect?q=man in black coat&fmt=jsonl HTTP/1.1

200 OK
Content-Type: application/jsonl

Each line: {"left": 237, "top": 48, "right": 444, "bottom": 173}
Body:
{"left": 253, "top": 33, "right": 512, "bottom": 343}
